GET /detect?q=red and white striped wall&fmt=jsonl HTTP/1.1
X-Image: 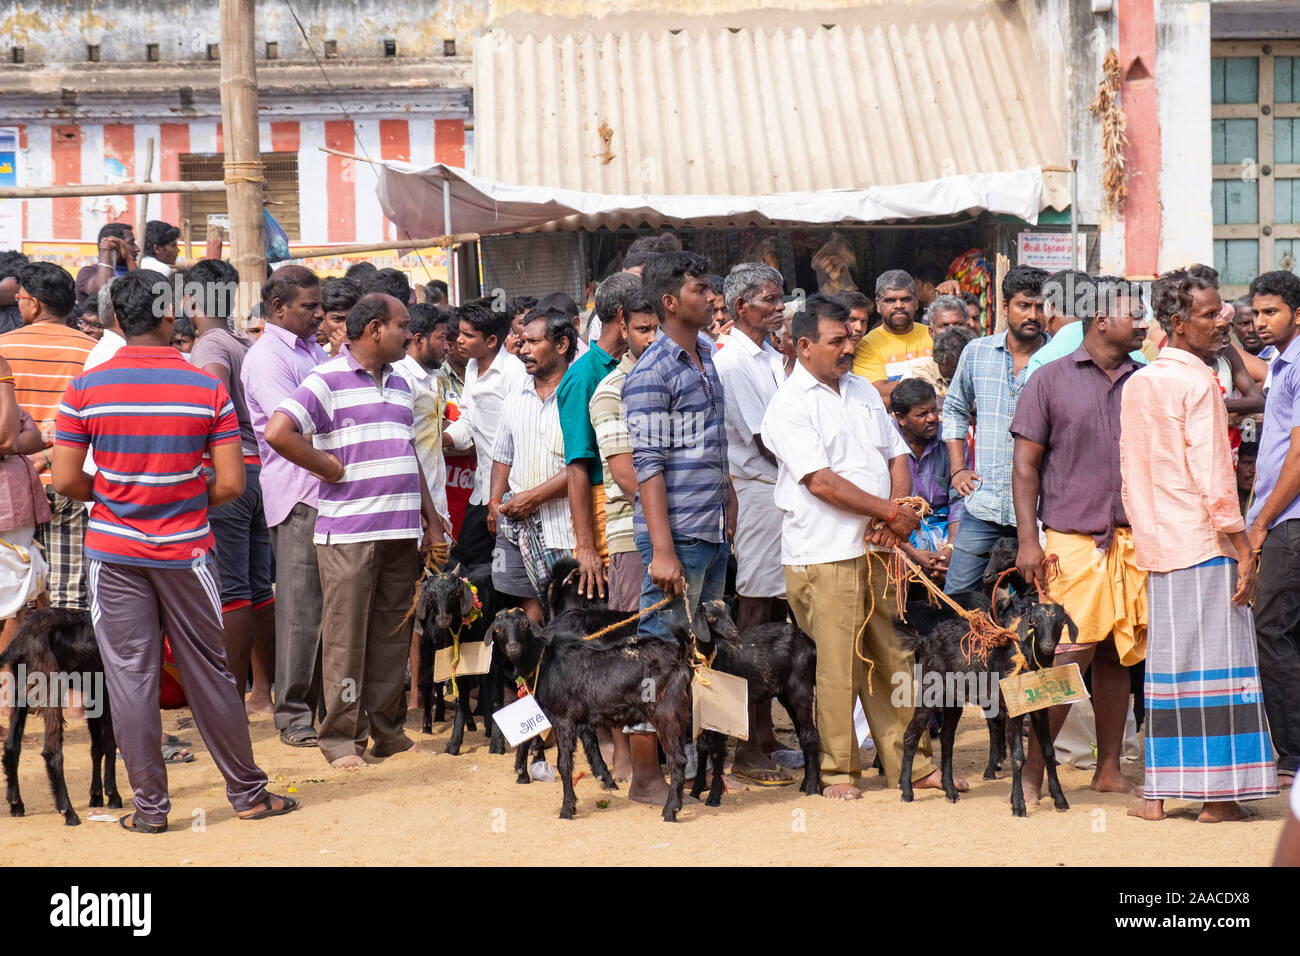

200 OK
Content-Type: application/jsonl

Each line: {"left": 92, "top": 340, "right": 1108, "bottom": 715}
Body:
{"left": 10, "top": 116, "right": 470, "bottom": 246}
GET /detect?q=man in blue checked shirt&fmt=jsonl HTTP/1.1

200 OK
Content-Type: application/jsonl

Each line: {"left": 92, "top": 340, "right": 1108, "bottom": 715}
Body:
{"left": 941, "top": 265, "right": 1049, "bottom": 594}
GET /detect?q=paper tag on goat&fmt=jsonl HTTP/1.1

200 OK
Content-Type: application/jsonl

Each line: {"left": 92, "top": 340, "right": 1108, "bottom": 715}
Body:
{"left": 433, "top": 640, "right": 492, "bottom": 683}
{"left": 999, "top": 662, "right": 1089, "bottom": 718}
{"left": 494, "top": 694, "right": 552, "bottom": 748}
{"left": 692, "top": 668, "right": 749, "bottom": 741}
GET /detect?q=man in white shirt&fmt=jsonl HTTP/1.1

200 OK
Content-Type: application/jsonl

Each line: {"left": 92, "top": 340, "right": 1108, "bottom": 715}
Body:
{"left": 138, "top": 220, "right": 180, "bottom": 276}
{"left": 443, "top": 299, "right": 527, "bottom": 566}
{"left": 761, "top": 293, "right": 948, "bottom": 801}
{"left": 714, "top": 261, "right": 792, "bottom": 785}
{"left": 488, "top": 311, "right": 578, "bottom": 620}
{"left": 394, "top": 304, "right": 453, "bottom": 533}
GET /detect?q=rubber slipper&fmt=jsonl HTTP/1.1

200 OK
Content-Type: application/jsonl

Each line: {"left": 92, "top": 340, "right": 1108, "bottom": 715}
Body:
{"left": 119, "top": 812, "right": 167, "bottom": 834}
{"left": 162, "top": 743, "right": 195, "bottom": 763}
{"left": 279, "top": 727, "right": 319, "bottom": 748}
{"left": 239, "top": 793, "right": 300, "bottom": 821}
{"left": 733, "top": 768, "right": 795, "bottom": 787}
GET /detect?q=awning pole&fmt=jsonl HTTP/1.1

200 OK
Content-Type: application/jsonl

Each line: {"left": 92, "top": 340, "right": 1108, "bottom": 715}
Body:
{"left": 1070, "top": 158, "right": 1080, "bottom": 269}
{"left": 443, "top": 178, "right": 455, "bottom": 306}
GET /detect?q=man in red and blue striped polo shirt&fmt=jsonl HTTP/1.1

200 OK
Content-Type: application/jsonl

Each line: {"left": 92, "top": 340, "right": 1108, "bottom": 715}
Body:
{"left": 52, "top": 270, "right": 299, "bottom": 833}
{"left": 266, "top": 292, "right": 440, "bottom": 769}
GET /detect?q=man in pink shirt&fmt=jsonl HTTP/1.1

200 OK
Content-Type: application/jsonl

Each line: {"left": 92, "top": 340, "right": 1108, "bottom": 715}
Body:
{"left": 1120, "top": 266, "right": 1277, "bottom": 823}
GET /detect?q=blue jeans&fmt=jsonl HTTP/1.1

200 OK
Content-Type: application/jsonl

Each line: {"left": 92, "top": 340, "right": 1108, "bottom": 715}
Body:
{"left": 943, "top": 512, "right": 1017, "bottom": 595}
{"left": 634, "top": 531, "right": 729, "bottom": 644}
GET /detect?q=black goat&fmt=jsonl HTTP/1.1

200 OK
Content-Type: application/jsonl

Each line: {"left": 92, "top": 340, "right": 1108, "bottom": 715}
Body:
{"left": 487, "top": 608, "right": 617, "bottom": 787}
{"left": 1, "top": 608, "right": 121, "bottom": 825}
{"left": 415, "top": 563, "right": 508, "bottom": 754}
{"left": 688, "top": 601, "right": 822, "bottom": 805}
{"left": 898, "top": 588, "right": 1078, "bottom": 816}
{"left": 496, "top": 602, "right": 694, "bottom": 821}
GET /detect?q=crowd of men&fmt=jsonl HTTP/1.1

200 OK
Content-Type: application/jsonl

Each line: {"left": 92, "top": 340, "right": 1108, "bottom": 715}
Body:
{"left": 1, "top": 219, "right": 1299, "bottom": 830}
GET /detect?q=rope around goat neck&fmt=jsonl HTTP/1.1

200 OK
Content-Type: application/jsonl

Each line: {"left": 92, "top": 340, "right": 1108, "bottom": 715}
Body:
{"left": 582, "top": 581, "right": 688, "bottom": 642}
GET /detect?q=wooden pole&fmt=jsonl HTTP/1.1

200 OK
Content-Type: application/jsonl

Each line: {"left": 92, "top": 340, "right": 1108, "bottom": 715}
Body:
{"left": 288, "top": 234, "right": 479, "bottom": 258}
{"left": 0, "top": 180, "right": 225, "bottom": 199}
{"left": 219, "top": 0, "right": 266, "bottom": 326}
{"left": 135, "top": 137, "right": 154, "bottom": 246}
{"left": 205, "top": 222, "right": 224, "bottom": 260}
{"left": 994, "top": 252, "right": 1010, "bottom": 333}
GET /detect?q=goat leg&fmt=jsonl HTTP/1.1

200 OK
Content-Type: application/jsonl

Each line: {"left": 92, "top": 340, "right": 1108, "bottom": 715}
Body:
{"left": 1030, "top": 707, "right": 1070, "bottom": 812}
{"left": 99, "top": 694, "right": 122, "bottom": 808}
{"left": 940, "top": 705, "right": 961, "bottom": 803}
{"left": 4, "top": 705, "right": 26, "bottom": 816}
{"left": 578, "top": 724, "right": 617, "bottom": 790}
{"left": 689, "top": 730, "right": 709, "bottom": 801}
{"left": 433, "top": 680, "right": 446, "bottom": 723}
{"left": 555, "top": 722, "right": 580, "bottom": 820}
{"left": 983, "top": 707, "right": 1005, "bottom": 780}
{"left": 514, "top": 740, "right": 531, "bottom": 784}
{"left": 1006, "top": 711, "right": 1028, "bottom": 818}
{"left": 780, "top": 691, "right": 822, "bottom": 796}
{"left": 419, "top": 638, "right": 435, "bottom": 735}
{"left": 446, "top": 693, "right": 468, "bottom": 755}
{"left": 88, "top": 713, "right": 104, "bottom": 807}
{"left": 704, "top": 730, "right": 726, "bottom": 807}
{"left": 41, "top": 709, "right": 79, "bottom": 826}
{"left": 899, "top": 706, "right": 932, "bottom": 803}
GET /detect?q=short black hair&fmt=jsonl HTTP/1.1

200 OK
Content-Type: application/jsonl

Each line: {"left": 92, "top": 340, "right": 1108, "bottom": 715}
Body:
{"left": 704, "top": 273, "right": 725, "bottom": 295}
{"left": 932, "top": 326, "right": 977, "bottom": 366}
{"left": 322, "top": 276, "right": 363, "bottom": 315}
{"left": 623, "top": 233, "right": 682, "bottom": 272}
{"left": 914, "top": 263, "right": 946, "bottom": 287}
{"left": 16, "top": 261, "right": 76, "bottom": 318}
{"left": 172, "top": 315, "right": 195, "bottom": 340}
{"left": 593, "top": 272, "right": 641, "bottom": 324}
{"left": 1249, "top": 270, "right": 1300, "bottom": 312}
{"left": 97, "top": 222, "right": 133, "bottom": 243}
{"left": 343, "top": 261, "right": 378, "bottom": 282}
{"left": 1001, "top": 265, "right": 1048, "bottom": 303}
{"left": 185, "top": 259, "right": 240, "bottom": 320}
{"left": 144, "top": 220, "right": 180, "bottom": 256}
{"left": 791, "top": 292, "right": 849, "bottom": 344}
{"left": 1152, "top": 266, "right": 1218, "bottom": 334}
{"left": 889, "top": 377, "right": 937, "bottom": 415}
{"left": 641, "top": 250, "right": 710, "bottom": 321}
{"left": 346, "top": 292, "right": 398, "bottom": 340}
{"left": 1239, "top": 440, "right": 1259, "bottom": 459}
{"left": 363, "top": 267, "right": 411, "bottom": 304}
{"left": 424, "top": 279, "right": 449, "bottom": 305}
{"left": 454, "top": 299, "right": 509, "bottom": 345}
{"left": 1089, "top": 276, "right": 1145, "bottom": 332}
{"left": 508, "top": 295, "right": 538, "bottom": 318}
{"left": 524, "top": 308, "right": 578, "bottom": 365}
{"left": 262, "top": 265, "right": 319, "bottom": 312}
{"left": 535, "top": 291, "right": 579, "bottom": 320}
{"left": 1042, "top": 270, "right": 1094, "bottom": 320}
{"left": 111, "top": 269, "right": 172, "bottom": 337}
{"left": 835, "top": 290, "right": 872, "bottom": 311}
{"left": 408, "top": 302, "right": 440, "bottom": 337}
{"left": 960, "top": 291, "right": 980, "bottom": 310}
{"left": 74, "top": 297, "right": 99, "bottom": 318}
{"left": 0, "top": 250, "right": 29, "bottom": 281}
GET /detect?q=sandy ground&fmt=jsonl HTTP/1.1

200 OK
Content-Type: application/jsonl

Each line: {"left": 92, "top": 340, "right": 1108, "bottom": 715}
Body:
{"left": 0, "top": 704, "right": 1286, "bottom": 867}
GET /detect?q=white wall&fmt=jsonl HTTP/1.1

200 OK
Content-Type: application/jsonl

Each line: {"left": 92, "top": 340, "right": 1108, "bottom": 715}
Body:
{"left": 1157, "top": 0, "right": 1213, "bottom": 271}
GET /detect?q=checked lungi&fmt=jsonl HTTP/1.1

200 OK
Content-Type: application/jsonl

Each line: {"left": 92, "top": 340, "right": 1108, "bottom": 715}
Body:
{"left": 1144, "top": 556, "right": 1278, "bottom": 802}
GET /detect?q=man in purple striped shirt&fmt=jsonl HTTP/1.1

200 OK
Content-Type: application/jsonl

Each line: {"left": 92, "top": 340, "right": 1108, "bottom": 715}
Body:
{"left": 266, "top": 293, "right": 440, "bottom": 769}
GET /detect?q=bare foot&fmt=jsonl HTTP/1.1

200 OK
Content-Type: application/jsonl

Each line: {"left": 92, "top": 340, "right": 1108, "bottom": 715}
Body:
{"left": 629, "top": 774, "right": 671, "bottom": 806}
{"left": 236, "top": 792, "right": 299, "bottom": 819}
{"left": 1010, "top": 784, "right": 1044, "bottom": 807}
{"left": 394, "top": 741, "right": 436, "bottom": 756}
{"left": 612, "top": 752, "right": 633, "bottom": 784}
{"left": 721, "top": 774, "right": 751, "bottom": 792}
{"left": 913, "top": 769, "right": 970, "bottom": 792}
{"left": 733, "top": 747, "right": 794, "bottom": 784}
{"left": 822, "top": 783, "right": 862, "bottom": 800}
{"left": 1198, "top": 801, "right": 1257, "bottom": 823}
{"left": 1128, "top": 798, "right": 1165, "bottom": 821}
{"left": 245, "top": 697, "right": 274, "bottom": 717}
{"left": 1091, "top": 770, "right": 1140, "bottom": 796}
{"left": 330, "top": 755, "right": 367, "bottom": 770}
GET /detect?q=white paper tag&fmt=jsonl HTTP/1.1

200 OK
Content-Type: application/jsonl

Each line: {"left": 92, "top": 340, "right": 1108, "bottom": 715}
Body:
{"left": 494, "top": 694, "right": 552, "bottom": 748}
{"left": 433, "top": 639, "right": 492, "bottom": 683}
{"left": 692, "top": 668, "right": 749, "bottom": 741}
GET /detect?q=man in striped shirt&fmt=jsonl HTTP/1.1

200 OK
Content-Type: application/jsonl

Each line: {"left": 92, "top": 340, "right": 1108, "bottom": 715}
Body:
{"left": 0, "top": 261, "right": 96, "bottom": 611}
{"left": 266, "top": 293, "right": 440, "bottom": 770}
{"left": 52, "top": 271, "right": 297, "bottom": 832}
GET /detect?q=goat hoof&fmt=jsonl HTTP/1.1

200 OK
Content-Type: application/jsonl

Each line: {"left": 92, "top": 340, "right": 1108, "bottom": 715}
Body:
{"left": 107, "top": 794, "right": 123, "bottom": 809}
{"left": 89, "top": 793, "right": 103, "bottom": 807}
{"left": 706, "top": 795, "right": 722, "bottom": 808}
{"left": 559, "top": 807, "right": 576, "bottom": 820}
{"left": 1055, "top": 799, "right": 1070, "bottom": 812}
{"left": 899, "top": 790, "right": 914, "bottom": 803}
{"left": 445, "top": 743, "right": 461, "bottom": 756}
{"left": 488, "top": 742, "right": 505, "bottom": 756}
{"left": 983, "top": 769, "right": 998, "bottom": 780}
{"left": 10, "top": 802, "right": 24, "bottom": 817}
{"left": 421, "top": 722, "right": 432, "bottom": 735}
{"left": 1011, "top": 805, "right": 1027, "bottom": 818}
{"left": 64, "top": 812, "right": 81, "bottom": 827}
{"left": 945, "top": 791, "right": 960, "bottom": 804}
{"left": 601, "top": 779, "right": 618, "bottom": 792}
{"left": 516, "top": 774, "right": 530, "bottom": 784}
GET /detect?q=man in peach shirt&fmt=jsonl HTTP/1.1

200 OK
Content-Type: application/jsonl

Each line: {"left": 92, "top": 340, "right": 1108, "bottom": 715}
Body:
{"left": 1120, "top": 266, "right": 1277, "bottom": 823}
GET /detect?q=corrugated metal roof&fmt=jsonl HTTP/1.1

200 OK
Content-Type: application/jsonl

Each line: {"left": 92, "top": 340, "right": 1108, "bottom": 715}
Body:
{"left": 473, "top": 9, "right": 1069, "bottom": 226}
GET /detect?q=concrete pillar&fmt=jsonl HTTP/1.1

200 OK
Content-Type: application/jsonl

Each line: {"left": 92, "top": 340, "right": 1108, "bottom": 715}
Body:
{"left": 1118, "top": 0, "right": 1160, "bottom": 276}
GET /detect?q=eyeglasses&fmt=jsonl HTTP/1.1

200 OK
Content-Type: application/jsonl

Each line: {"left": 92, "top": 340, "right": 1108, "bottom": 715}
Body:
{"left": 15, "top": 293, "right": 35, "bottom": 302}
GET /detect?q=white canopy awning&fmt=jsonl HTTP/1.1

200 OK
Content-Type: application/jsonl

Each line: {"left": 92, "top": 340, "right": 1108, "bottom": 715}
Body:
{"left": 375, "top": 159, "right": 1048, "bottom": 236}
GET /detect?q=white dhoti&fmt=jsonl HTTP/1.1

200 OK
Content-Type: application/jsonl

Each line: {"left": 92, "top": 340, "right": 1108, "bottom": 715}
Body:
{"left": 0, "top": 526, "right": 47, "bottom": 619}
{"left": 733, "top": 476, "right": 785, "bottom": 598}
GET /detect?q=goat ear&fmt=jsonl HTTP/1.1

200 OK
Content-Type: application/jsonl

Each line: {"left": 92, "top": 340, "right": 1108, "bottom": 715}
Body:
{"left": 1061, "top": 612, "right": 1079, "bottom": 647}
{"left": 459, "top": 578, "right": 476, "bottom": 615}
{"left": 994, "top": 585, "right": 1015, "bottom": 622}
{"left": 690, "top": 604, "right": 711, "bottom": 645}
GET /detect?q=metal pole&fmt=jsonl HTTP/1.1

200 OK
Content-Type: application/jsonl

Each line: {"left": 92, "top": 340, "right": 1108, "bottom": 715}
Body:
{"left": 442, "top": 178, "right": 455, "bottom": 306}
{"left": 1070, "top": 158, "right": 1081, "bottom": 270}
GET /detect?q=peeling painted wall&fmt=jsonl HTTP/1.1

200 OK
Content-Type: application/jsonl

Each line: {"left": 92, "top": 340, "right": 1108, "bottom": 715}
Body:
{"left": 1156, "top": 0, "right": 1212, "bottom": 272}
{"left": 1, "top": 0, "right": 490, "bottom": 63}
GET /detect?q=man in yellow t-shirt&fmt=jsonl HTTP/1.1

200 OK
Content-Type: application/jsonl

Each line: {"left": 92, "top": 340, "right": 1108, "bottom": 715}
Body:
{"left": 852, "top": 269, "right": 933, "bottom": 401}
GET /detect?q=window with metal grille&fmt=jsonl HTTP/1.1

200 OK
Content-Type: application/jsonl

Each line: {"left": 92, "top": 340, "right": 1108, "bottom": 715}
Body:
{"left": 179, "top": 151, "right": 301, "bottom": 242}
{"left": 1211, "top": 41, "right": 1300, "bottom": 296}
